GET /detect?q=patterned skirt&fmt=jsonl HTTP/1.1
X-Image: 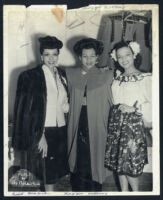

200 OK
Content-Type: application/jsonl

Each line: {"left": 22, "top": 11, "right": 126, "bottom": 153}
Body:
{"left": 105, "top": 105, "right": 148, "bottom": 177}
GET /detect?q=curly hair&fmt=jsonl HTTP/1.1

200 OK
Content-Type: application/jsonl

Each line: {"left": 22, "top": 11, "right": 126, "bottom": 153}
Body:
{"left": 73, "top": 38, "right": 104, "bottom": 56}
{"left": 112, "top": 40, "right": 142, "bottom": 73}
{"left": 39, "top": 36, "right": 63, "bottom": 55}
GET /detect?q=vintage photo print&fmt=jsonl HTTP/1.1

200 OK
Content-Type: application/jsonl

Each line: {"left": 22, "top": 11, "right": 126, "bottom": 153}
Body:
{"left": 3, "top": 4, "right": 159, "bottom": 196}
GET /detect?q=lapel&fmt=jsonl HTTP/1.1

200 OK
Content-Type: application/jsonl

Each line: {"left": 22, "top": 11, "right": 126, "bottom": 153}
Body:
{"left": 36, "top": 65, "right": 47, "bottom": 100}
{"left": 35, "top": 65, "right": 47, "bottom": 128}
{"left": 57, "top": 67, "right": 68, "bottom": 94}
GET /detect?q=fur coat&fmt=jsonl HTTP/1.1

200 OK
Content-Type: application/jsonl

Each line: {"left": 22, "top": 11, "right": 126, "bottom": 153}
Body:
{"left": 12, "top": 65, "right": 67, "bottom": 151}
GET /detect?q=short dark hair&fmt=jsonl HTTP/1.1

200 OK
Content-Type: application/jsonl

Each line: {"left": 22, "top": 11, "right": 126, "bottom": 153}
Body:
{"left": 39, "top": 36, "right": 63, "bottom": 55}
{"left": 112, "top": 40, "right": 142, "bottom": 72}
{"left": 73, "top": 38, "right": 104, "bottom": 56}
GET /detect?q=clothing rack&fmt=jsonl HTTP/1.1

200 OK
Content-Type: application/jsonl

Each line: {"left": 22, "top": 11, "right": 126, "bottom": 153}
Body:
{"left": 108, "top": 10, "right": 151, "bottom": 40}
{"left": 108, "top": 10, "right": 151, "bottom": 24}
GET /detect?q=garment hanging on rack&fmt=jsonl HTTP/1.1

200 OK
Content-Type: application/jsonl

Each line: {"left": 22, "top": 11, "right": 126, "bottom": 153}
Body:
{"left": 97, "top": 17, "right": 112, "bottom": 67}
{"left": 145, "top": 19, "right": 152, "bottom": 49}
{"left": 97, "top": 13, "right": 152, "bottom": 72}
{"left": 134, "top": 22, "right": 152, "bottom": 72}
{"left": 124, "top": 14, "right": 148, "bottom": 24}
{"left": 98, "top": 17, "right": 125, "bottom": 68}
{"left": 112, "top": 19, "right": 124, "bottom": 44}
{"left": 123, "top": 12, "right": 152, "bottom": 72}
{"left": 148, "top": 21, "right": 152, "bottom": 49}
{"left": 124, "top": 22, "right": 137, "bottom": 41}
{"left": 110, "top": 19, "right": 124, "bottom": 69}
{"left": 124, "top": 22, "right": 152, "bottom": 72}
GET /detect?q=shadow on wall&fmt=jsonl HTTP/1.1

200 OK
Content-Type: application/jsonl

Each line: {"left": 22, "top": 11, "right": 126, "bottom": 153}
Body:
{"left": 31, "top": 33, "right": 49, "bottom": 65}
{"left": 8, "top": 64, "right": 34, "bottom": 125}
{"left": 8, "top": 33, "right": 48, "bottom": 124}
{"left": 65, "top": 35, "right": 88, "bottom": 67}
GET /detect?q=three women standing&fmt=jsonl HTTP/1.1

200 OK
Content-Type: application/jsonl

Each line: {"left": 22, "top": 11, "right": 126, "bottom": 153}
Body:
{"left": 12, "top": 35, "right": 152, "bottom": 192}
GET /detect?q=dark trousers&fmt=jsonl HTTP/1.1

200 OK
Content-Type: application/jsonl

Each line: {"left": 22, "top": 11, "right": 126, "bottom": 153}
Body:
{"left": 71, "top": 106, "right": 102, "bottom": 192}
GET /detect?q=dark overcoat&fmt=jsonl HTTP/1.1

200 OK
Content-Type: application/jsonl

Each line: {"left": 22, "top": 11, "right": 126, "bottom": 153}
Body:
{"left": 12, "top": 65, "right": 66, "bottom": 151}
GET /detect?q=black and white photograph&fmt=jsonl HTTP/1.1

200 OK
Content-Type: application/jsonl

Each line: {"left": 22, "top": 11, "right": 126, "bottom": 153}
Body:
{"left": 3, "top": 4, "right": 159, "bottom": 196}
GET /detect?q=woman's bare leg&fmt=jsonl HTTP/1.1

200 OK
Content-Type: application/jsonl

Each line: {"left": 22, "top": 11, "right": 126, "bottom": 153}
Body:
{"left": 127, "top": 176, "right": 139, "bottom": 191}
{"left": 119, "top": 175, "right": 129, "bottom": 191}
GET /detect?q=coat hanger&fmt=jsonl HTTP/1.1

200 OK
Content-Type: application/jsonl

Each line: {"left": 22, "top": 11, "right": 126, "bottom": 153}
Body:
{"left": 107, "top": 11, "right": 124, "bottom": 21}
{"left": 66, "top": 11, "right": 85, "bottom": 29}
{"left": 124, "top": 11, "right": 148, "bottom": 24}
{"left": 107, "top": 11, "right": 148, "bottom": 24}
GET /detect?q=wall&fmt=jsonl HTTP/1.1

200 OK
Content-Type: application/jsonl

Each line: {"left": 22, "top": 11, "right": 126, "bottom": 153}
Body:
{"left": 8, "top": 6, "right": 116, "bottom": 122}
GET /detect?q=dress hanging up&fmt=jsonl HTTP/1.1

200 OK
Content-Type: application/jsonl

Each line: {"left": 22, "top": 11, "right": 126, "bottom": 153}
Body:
{"left": 98, "top": 12, "right": 152, "bottom": 72}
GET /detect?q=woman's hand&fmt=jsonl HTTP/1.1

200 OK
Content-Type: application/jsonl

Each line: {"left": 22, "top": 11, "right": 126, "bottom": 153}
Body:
{"left": 38, "top": 134, "right": 48, "bottom": 158}
{"left": 119, "top": 104, "right": 135, "bottom": 113}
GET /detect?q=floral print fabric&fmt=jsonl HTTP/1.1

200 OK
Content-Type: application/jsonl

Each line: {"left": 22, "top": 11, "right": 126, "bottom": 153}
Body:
{"left": 105, "top": 105, "right": 148, "bottom": 177}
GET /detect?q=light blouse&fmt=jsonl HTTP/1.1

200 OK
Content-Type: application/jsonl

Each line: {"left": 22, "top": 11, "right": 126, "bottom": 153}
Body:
{"left": 42, "top": 65, "right": 69, "bottom": 127}
{"left": 111, "top": 71, "right": 152, "bottom": 123}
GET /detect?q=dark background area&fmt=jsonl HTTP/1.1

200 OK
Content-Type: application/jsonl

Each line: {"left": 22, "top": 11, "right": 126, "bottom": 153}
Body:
{"left": 0, "top": 0, "right": 162, "bottom": 200}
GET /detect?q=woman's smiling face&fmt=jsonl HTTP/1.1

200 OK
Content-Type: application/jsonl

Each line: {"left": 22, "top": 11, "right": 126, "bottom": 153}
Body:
{"left": 116, "top": 47, "right": 135, "bottom": 70}
{"left": 41, "top": 48, "right": 59, "bottom": 69}
{"left": 80, "top": 48, "right": 98, "bottom": 69}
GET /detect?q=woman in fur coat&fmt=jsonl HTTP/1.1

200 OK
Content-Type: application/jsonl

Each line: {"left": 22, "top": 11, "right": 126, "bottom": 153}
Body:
{"left": 12, "top": 36, "right": 69, "bottom": 191}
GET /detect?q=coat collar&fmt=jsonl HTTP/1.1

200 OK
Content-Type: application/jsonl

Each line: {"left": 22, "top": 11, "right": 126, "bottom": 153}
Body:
{"left": 81, "top": 65, "right": 100, "bottom": 75}
{"left": 67, "top": 66, "right": 113, "bottom": 91}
